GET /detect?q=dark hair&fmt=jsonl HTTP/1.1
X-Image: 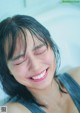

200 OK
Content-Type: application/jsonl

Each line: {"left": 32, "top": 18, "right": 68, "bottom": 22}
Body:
{"left": 0, "top": 15, "right": 60, "bottom": 103}
{"left": 0, "top": 15, "right": 80, "bottom": 112}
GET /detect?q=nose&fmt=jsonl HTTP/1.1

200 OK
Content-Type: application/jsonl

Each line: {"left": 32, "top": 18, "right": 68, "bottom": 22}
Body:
{"left": 27, "top": 54, "right": 40, "bottom": 72}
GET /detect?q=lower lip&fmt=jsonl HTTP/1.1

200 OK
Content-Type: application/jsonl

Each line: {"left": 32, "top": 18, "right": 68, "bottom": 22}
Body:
{"left": 30, "top": 69, "right": 48, "bottom": 82}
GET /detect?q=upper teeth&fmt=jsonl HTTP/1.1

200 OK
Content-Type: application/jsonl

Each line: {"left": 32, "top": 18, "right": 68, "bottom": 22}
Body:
{"left": 32, "top": 70, "right": 46, "bottom": 80}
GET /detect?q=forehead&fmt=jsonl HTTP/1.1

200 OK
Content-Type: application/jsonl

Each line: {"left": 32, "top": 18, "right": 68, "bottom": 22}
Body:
{"left": 16, "top": 29, "right": 44, "bottom": 49}
{"left": 5, "top": 28, "right": 47, "bottom": 61}
{"left": 12, "top": 29, "right": 45, "bottom": 56}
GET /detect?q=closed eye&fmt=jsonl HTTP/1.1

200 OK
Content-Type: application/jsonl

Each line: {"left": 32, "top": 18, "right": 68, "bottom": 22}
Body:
{"left": 34, "top": 45, "right": 47, "bottom": 55}
{"left": 13, "top": 55, "right": 26, "bottom": 65}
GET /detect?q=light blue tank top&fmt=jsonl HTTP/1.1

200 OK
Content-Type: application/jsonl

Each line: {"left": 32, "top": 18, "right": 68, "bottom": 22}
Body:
{"left": 57, "top": 73, "right": 80, "bottom": 112}
{"left": 10, "top": 96, "right": 45, "bottom": 113}
{"left": 9, "top": 73, "right": 80, "bottom": 113}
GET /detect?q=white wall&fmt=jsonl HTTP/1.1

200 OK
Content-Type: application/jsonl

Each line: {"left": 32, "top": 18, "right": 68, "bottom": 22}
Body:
{"left": 36, "top": 5, "right": 80, "bottom": 69}
{"left": 0, "top": 0, "right": 61, "bottom": 20}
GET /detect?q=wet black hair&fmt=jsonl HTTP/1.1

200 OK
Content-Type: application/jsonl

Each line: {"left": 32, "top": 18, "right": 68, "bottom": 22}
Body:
{"left": 0, "top": 15, "right": 60, "bottom": 104}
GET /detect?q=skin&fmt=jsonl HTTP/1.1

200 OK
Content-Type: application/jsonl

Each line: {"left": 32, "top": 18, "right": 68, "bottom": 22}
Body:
{"left": 7, "top": 30, "right": 56, "bottom": 90}
{"left": 6, "top": 30, "right": 79, "bottom": 113}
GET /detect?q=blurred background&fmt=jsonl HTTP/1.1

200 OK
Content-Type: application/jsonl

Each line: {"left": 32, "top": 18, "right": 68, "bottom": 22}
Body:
{"left": 0, "top": 0, "right": 80, "bottom": 105}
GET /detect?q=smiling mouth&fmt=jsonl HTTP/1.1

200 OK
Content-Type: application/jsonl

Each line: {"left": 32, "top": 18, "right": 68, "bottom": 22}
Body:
{"left": 30, "top": 69, "right": 48, "bottom": 82}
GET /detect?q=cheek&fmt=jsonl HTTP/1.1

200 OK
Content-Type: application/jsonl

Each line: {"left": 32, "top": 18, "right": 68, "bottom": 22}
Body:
{"left": 10, "top": 67, "right": 27, "bottom": 84}
{"left": 9, "top": 64, "right": 27, "bottom": 78}
{"left": 43, "top": 51, "right": 55, "bottom": 66}
{"left": 44, "top": 55, "right": 52, "bottom": 65}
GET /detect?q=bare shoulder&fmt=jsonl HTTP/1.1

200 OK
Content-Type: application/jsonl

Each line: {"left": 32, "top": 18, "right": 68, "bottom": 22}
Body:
{"left": 6, "top": 102, "right": 31, "bottom": 113}
{"left": 66, "top": 66, "right": 80, "bottom": 85}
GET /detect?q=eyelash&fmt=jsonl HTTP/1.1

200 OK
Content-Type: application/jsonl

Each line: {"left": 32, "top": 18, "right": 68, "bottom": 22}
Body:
{"left": 34, "top": 46, "right": 47, "bottom": 55}
{"left": 15, "top": 60, "right": 25, "bottom": 65}
{"left": 14, "top": 56, "right": 26, "bottom": 65}
{"left": 34, "top": 48, "right": 47, "bottom": 55}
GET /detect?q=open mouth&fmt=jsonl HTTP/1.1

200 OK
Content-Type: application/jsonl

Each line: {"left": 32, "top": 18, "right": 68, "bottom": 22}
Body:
{"left": 30, "top": 69, "right": 48, "bottom": 82}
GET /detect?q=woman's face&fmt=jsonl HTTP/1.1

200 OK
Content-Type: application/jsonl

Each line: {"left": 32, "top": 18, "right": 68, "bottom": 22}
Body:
{"left": 7, "top": 30, "right": 56, "bottom": 90}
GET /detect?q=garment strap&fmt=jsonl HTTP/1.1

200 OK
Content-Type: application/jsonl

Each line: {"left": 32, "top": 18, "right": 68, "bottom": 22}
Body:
{"left": 57, "top": 73, "right": 80, "bottom": 112}
{"left": 17, "top": 98, "right": 45, "bottom": 113}
{"left": 9, "top": 96, "right": 45, "bottom": 113}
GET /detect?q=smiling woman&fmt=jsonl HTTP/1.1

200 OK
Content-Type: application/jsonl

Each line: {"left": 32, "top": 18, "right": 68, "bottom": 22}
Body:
{"left": 0, "top": 14, "right": 80, "bottom": 113}
{"left": 7, "top": 29, "right": 56, "bottom": 90}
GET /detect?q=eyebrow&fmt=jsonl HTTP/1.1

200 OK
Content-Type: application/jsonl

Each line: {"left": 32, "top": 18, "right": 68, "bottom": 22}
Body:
{"left": 33, "top": 44, "right": 45, "bottom": 51}
{"left": 11, "top": 44, "right": 46, "bottom": 61}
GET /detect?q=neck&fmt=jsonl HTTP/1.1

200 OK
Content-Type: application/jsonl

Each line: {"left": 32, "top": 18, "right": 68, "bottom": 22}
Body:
{"left": 28, "top": 79, "right": 61, "bottom": 108}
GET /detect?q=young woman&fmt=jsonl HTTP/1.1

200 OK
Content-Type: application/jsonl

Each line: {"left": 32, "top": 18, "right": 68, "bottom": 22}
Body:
{"left": 0, "top": 15, "right": 80, "bottom": 113}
